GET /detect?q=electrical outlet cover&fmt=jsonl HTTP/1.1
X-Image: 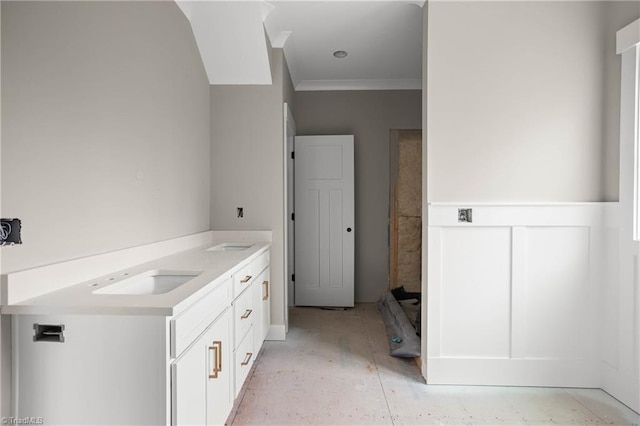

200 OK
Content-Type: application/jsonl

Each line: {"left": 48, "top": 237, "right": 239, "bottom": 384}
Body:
{"left": 0, "top": 218, "right": 22, "bottom": 245}
{"left": 458, "top": 208, "right": 472, "bottom": 223}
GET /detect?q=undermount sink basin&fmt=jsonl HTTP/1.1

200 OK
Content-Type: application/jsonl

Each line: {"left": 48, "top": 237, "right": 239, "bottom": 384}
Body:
{"left": 93, "top": 270, "right": 201, "bottom": 295}
{"left": 207, "top": 243, "right": 254, "bottom": 252}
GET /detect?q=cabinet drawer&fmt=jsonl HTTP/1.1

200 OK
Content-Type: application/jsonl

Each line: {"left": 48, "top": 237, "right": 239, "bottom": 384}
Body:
{"left": 171, "top": 277, "right": 232, "bottom": 358}
{"left": 233, "top": 285, "right": 254, "bottom": 349}
{"left": 234, "top": 326, "right": 255, "bottom": 397}
{"left": 232, "top": 250, "right": 270, "bottom": 297}
{"left": 233, "top": 262, "right": 255, "bottom": 298}
{"left": 253, "top": 250, "right": 270, "bottom": 276}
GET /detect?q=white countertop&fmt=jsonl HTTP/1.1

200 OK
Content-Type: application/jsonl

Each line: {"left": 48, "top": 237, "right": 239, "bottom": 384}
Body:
{"left": 2, "top": 241, "right": 270, "bottom": 317}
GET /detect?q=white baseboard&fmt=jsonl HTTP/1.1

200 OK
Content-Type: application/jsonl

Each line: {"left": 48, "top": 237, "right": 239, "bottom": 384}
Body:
{"left": 427, "top": 358, "right": 599, "bottom": 388}
{"left": 266, "top": 324, "right": 286, "bottom": 341}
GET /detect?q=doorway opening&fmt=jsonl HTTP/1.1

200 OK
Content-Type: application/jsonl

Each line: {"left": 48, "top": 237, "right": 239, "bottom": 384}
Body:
{"left": 389, "top": 129, "right": 422, "bottom": 293}
{"left": 387, "top": 129, "right": 422, "bottom": 346}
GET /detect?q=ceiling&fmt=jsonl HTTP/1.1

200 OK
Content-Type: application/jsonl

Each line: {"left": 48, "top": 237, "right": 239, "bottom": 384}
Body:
{"left": 176, "top": 0, "right": 424, "bottom": 90}
{"left": 264, "top": 1, "right": 424, "bottom": 91}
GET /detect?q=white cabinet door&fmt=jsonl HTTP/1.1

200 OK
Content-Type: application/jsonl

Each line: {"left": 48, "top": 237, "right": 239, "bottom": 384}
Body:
{"left": 206, "top": 309, "right": 233, "bottom": 426}
{"left": 172, "top": 332, "right": 207, "bottom": 426}
{"left": 172, "top": 309, "right": 233, "bottom": 426}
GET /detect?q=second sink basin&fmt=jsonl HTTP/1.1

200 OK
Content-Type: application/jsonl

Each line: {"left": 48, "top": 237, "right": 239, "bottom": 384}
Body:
{"left": 93, "top": 270, "right": 201, "bottom": 295}
{"left": 207, "top": 243, "right": 254, "bottom": 252}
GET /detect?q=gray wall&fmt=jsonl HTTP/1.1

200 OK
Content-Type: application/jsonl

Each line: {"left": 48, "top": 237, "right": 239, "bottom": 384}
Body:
{"left": 427, "top": 1, "right": 611, "bottom": 202}
{"left": 1, "top": 1, "right": 210, "bottom": 273}
{"left": 0, "top": 1, "right": 210, "bottom": 415}
{"left": 210, "top": 48, "right": 291, "bottom": 331}
{"left": 283, "top": 51, "right": 295, "bottom": 109}
{"left": 293, "top": 90, "right": 422, "bottom": 303}
{"left": 603, "top": 2, "right": 640, "bottom": 201}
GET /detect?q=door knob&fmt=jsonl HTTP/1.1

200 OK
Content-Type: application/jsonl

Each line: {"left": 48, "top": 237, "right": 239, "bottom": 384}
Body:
{"left": 347, "top": 227, "right": 352, "bottom": 232}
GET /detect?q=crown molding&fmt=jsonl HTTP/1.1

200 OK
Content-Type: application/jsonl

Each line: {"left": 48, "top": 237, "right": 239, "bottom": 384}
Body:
{"left": 295, "top": 78, "right": 421, "bottom": 91}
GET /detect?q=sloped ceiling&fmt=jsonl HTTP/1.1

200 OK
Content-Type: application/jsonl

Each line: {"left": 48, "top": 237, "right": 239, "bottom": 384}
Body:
{"left": 177, "top": 1, "right": 273, "bottom": 85}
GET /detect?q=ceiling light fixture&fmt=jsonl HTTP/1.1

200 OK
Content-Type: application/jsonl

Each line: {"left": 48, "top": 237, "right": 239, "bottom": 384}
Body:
{"left": 333, "top": 50, "right": 348, "bottom": 59}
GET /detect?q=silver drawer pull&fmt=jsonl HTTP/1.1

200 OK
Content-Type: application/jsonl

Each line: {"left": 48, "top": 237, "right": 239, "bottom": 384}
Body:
{"left": 241, "top": 352, "right": 253, "bottom": 366}
{"left": 240, "top": 309, "right": 253, "bottom": 319}
{"left": 240, "top": 275, "right": 252, "bottom": 283}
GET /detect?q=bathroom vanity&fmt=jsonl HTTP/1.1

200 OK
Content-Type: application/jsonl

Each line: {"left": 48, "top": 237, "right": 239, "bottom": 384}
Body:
{"left": 4, "top": 235, "right": 270, "bottom": 425}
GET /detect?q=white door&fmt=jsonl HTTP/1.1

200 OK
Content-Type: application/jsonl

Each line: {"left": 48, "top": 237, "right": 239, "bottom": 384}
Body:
{"left": 294, "top": 135, "right": 354, "bottom": 307}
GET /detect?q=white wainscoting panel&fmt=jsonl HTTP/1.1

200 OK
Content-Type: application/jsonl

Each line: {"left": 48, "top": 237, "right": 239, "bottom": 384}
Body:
{"left": 523, "top": 227, "right": 590, "bottom": 360}
{"left": 427, "top": 203, "right": 607, "bottom": 388}
{"left": 439, "top": 227, "right": 512, "bottom": 358}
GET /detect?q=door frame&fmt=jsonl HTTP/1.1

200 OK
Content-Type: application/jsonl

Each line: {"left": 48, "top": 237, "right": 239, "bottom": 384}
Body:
{"left": 389, "top": 130, "right": 400, "bottom": 289}
{"left": 283, "top": 103, "right": 296, "bottom": 332}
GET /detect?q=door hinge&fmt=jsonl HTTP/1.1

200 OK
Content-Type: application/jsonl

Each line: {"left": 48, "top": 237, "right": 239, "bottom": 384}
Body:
{"left": 291, "top": 151, "right": 295, "bottom": 159}
{"left": 292, "top": 274, "right": 295, "bottom": 282}
{"left": 291, "top": 213, "right": 295, "bottom": 221}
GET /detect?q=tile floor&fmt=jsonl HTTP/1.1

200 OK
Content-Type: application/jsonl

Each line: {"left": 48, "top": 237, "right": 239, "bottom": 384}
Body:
{"left": 227, "top": 304, "right": 640, "bottom": 425}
